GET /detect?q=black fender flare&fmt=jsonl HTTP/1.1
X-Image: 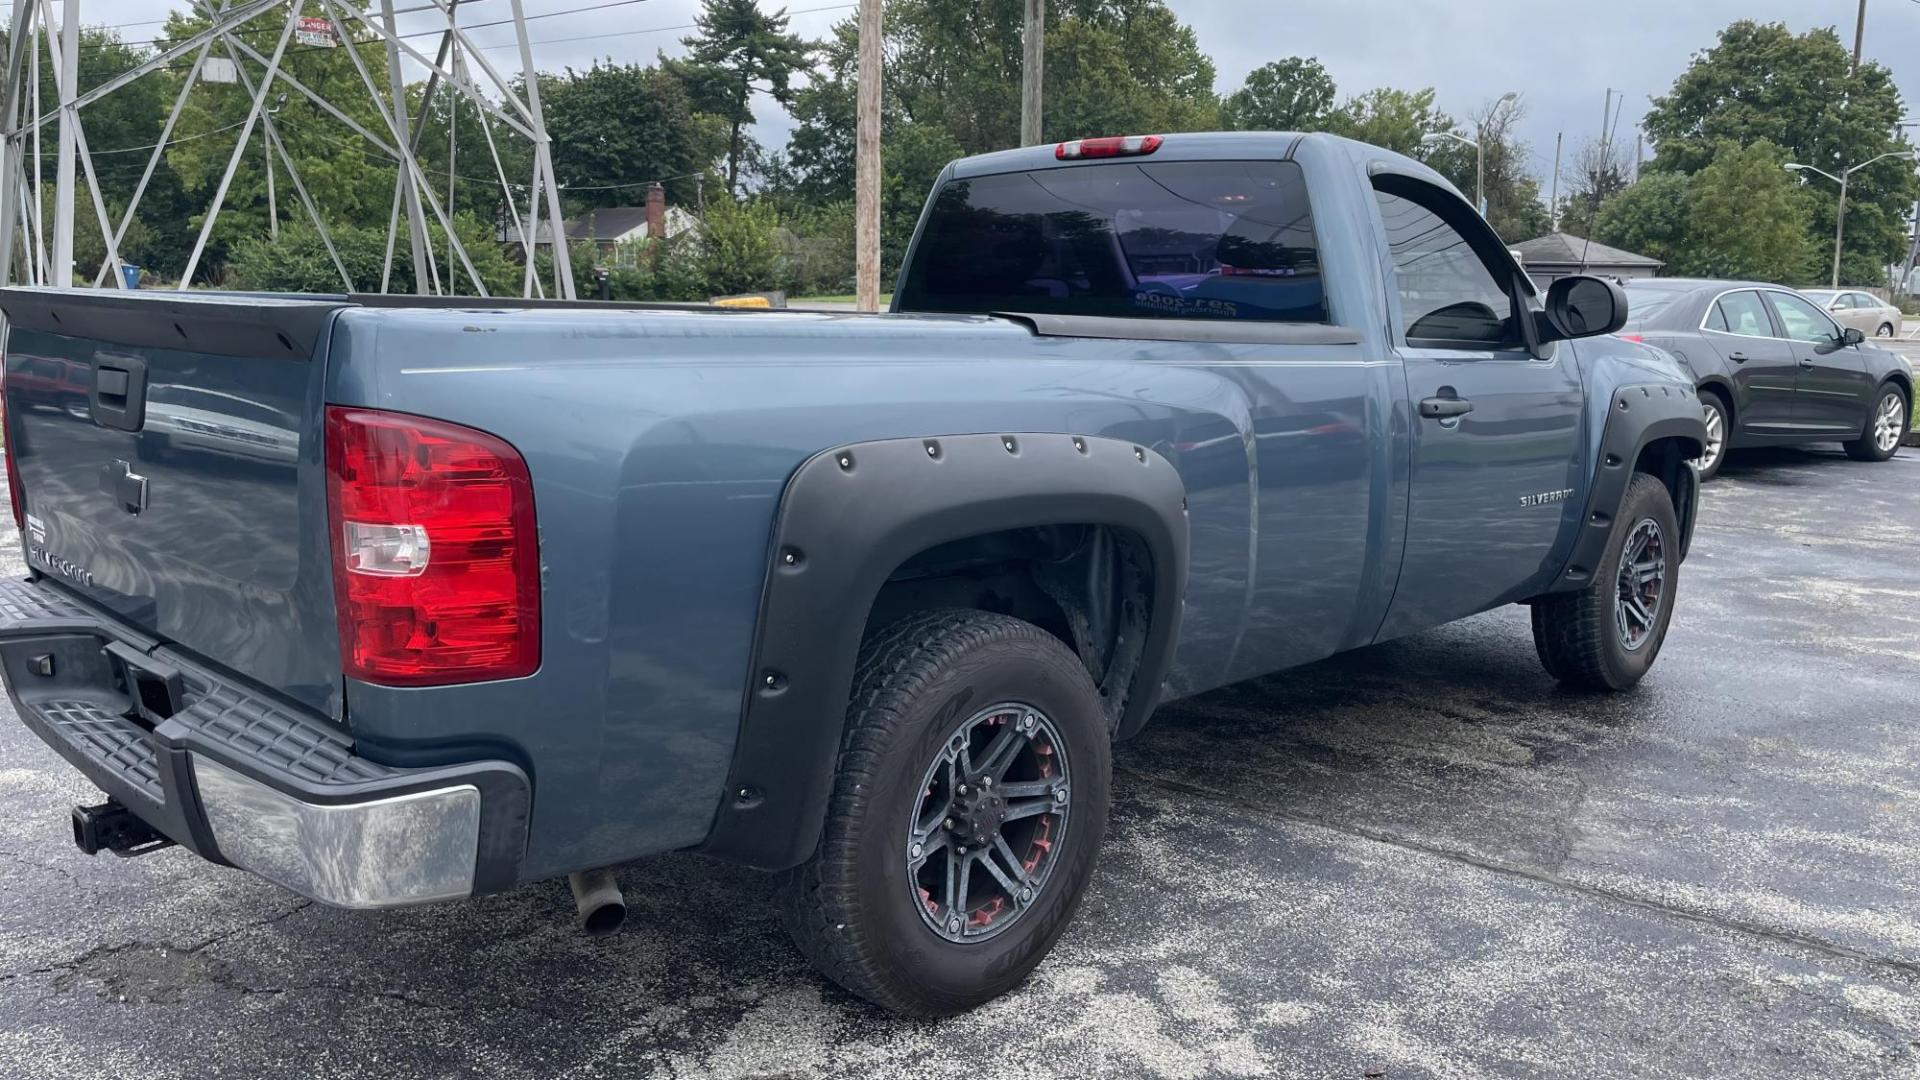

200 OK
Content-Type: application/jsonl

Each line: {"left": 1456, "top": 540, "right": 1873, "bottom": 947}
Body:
{"left": 1545, "top": 382, "right": 1707, "bottom": 594}
{"left": 698, "top": 433, "right": 1190, "bottom": 871}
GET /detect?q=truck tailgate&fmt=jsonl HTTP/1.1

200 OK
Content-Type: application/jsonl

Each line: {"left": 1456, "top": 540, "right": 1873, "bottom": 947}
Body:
{"left": 1, "top": 289, "right": 349, "bottom": 715}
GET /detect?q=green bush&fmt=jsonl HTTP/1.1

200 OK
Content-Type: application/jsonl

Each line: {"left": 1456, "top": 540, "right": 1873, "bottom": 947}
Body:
{"left": 227, "top": 213, "right": 521, "bottom": 296}
{"left": 780, "top": 200, "right": 856, "bottom": 297}
{"left": 226, "top": 221, "right": 387, "bottom": 294}
{"left": 699, "top": 197, "right": 784, "bottom": 297}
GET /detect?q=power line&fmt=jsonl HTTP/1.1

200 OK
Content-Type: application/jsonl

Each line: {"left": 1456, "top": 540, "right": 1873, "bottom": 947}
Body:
{"left": 475, "top": 1, "right": 852, "bottom": 50}
{"left": 75, "top": 0, "right": 660, "bottom": 52}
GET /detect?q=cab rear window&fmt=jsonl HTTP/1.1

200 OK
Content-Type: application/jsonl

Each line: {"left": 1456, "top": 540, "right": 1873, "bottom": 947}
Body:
{"left": 895, "top": 160, "right": 1328, "bottom": 323}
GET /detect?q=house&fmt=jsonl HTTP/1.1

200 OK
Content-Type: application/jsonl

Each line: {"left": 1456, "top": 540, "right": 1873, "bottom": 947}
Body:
{"left": 1512, "top": 232, "right": 1663, "bottom": 287}
{"left": 499, "top": 182, "right": 700, "bottom": 265}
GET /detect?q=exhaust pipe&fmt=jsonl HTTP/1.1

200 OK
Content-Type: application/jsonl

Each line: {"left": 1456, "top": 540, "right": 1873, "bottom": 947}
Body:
{"left": 567, "top": 869, "right": 626, "bottom": 936}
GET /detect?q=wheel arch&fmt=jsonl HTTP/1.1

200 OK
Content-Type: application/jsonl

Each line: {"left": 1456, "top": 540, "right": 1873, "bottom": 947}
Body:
{"left": 1882, "top": 371, "right": 1914, "bottom": 410}
{"left": 1541, "top": 383, "right": 1706, "bottom": 597}
{"left": 698, "top": 433, "right": 1189, "bottom": 871}
{"left": 1697, "top": 377, "right": 1735, "bottom": 423}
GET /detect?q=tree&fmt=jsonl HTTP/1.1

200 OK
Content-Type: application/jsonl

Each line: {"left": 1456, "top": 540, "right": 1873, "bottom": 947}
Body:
{"left": 156, "top": 6, "right": 403, "bottom": 283}
{"left": 1420, "top": 96, "right": 1551, "bottom": 243}
{"left": 1041, "top": 0, "right": 1220, "bottom": 139}
{"left": 1591, "top": 171, "right": 1691, "bottom": 270}
{"left": 674, "top": 0, "right": 811, "bottom": 195}
{"left": 820, "top": 0, "right": 1216, "bottom": 160}
{"left": 1678, "top": 139, "right": 1814, "bottom": 282}
{"left": 1326, "top": 87, "right": 1450, "bottom": 156}
{"left": 698, "top": 196, "right": 784, "bottom": 295}
{"left": 1555, "top": 137, "right": 1631, "bottom": 236}
{"left": 1221, "top": 57, "right": 1337, "bottom": 132}
{"left": 536, "top": 62, "right": 726, "bottom": 213}
{"left": 1643, "top": 20, "right": 1917, "bottom": 283}
{"left": 0, "top": 26, "right": 175, "bottom": 279}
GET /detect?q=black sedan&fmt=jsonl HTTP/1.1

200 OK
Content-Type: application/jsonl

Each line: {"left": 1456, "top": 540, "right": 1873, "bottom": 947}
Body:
{"left": 1620, "top": 278, "right": 1914, "bottom": 479}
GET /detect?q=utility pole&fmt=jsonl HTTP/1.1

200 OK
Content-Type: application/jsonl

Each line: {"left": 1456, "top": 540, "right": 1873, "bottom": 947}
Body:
{"left": 52, "top": 0, "right": 76, "bottom": 287}
{"left": 855, "top": 0, "right": 882, "bottom": 312}
{"left": 1021, "top": 0, "right": 1044, "bottom": 146}
{"left": 1833, "top": 172, "right": 1851, "bottom": 288}
{"left": 1852, "top": 0, "right": 1867, "bottom": 75}
{"left": 1549, "top": 131, "right": 1562, "bottom": 231}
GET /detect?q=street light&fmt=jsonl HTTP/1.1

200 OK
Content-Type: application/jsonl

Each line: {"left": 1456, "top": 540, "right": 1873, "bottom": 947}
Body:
{"left": 1785, "top": 149, "right": 1920, "bottom": 288}
{"left": 1421, "top": 91, "right": 1519, "bottom": 217}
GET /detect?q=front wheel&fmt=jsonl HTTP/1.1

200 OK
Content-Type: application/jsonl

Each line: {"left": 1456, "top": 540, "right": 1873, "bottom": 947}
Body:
{"left": 1530, "top": 472, "right": 1680, "bottom": 691}
{"left": 1878, "top": 322, "right": 1897, "bottom": 338}
{"left": 1844, "top": 384, "right": 1907, "bottom": 462}
{"left": 781, "top": 609, "right": 1110, "bottom": 1016}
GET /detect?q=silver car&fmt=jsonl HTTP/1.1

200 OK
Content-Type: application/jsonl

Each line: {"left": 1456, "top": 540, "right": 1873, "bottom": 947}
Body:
{"left": 1799, "top": 288, "right": 1905, "bottom": 338}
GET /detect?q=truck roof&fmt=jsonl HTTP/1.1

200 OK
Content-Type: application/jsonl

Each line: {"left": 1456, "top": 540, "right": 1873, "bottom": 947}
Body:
{"left": 945, "top": 130, "right": 1468, "bottom": 204}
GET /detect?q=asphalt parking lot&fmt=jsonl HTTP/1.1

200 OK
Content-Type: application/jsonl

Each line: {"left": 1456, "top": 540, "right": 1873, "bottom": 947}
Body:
{"left": 2, "top": 445, "right": 1918, "bottom": 1079}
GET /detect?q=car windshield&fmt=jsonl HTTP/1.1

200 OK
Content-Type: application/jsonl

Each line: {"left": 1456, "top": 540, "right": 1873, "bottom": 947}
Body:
{"left": 896, "top": 160, "right": 1329, "bottom": 323}
{"left": 1800, "top": 290, "right": 1839, "bottom": 306}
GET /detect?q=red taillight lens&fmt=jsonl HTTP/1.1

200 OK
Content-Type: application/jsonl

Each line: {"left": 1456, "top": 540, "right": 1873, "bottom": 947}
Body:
{"left": 2, "top": 362, "right": 22, "bottom": 532}
{"left": 324, "top": 406, "right": 539, "bottom": 686}
{"left": 1055, "top": 134, "right": 1163, "bottom": 160}
{"left": 1616, "top": 333, "right": 1645, "bottom": 344}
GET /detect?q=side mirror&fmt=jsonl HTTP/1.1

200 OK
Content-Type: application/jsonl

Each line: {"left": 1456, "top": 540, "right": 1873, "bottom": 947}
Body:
{"left": 1537, "top": 275, "right": 1628, "bottom": 342}
{"left": 1816, "top": 326, "right": 1865, "bottom": 354}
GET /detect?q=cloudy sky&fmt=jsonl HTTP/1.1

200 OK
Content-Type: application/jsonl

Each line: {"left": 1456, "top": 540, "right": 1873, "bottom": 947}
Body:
{"left": 98, "top": 0, "right": 1920, "bottom": 191}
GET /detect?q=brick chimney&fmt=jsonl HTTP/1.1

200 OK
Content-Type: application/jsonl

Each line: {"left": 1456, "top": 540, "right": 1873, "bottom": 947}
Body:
{"left": 646, "top": 183, "right": 666, "bottom": 240}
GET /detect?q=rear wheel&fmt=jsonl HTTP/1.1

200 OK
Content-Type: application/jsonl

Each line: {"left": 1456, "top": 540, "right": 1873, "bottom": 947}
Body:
{"left": 1696, "top": 390, "right": 1729, "bottom": 481}
{"left": 781, "top": 609, "right": 1110, "bottom": 1016}
{"left": 1530, "top": 472, "right": 1680, "bottom": 691}
{"left": 1844, "top": 384, "right": 1907, "bottom": 462}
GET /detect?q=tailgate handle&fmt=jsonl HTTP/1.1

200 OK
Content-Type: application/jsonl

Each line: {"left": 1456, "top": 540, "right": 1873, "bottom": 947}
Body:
{"left": 90, "top": 356, "right": 148, "bottom": 432}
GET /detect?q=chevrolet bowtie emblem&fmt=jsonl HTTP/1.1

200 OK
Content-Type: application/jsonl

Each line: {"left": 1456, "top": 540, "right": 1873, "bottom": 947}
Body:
{"left": 99, "top": 459, "right": 148, "bottom": 515}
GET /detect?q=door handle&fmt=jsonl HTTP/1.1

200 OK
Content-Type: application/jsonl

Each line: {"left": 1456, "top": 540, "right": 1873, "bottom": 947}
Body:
{"left": 1798, "top": 357, "right": 1815, "bottom": 369}
{"left": 1418, "top": 394, "right": 1475, "bottom": 420}
{"left": 1727, "top": 352, "right": 1750, "bottom": 363}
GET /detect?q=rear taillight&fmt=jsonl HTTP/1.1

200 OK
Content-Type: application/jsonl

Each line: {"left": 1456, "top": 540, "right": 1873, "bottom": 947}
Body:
{"left": 325, "top": 406, "right": 539, "bottom": 686}
{"left": 1616, "top": 333, "right": 1645, "bottom": 344}
{"left": 1056, "top": 134, "right": 1163, "bottom": 160}
{"left": 2, "top": 362, "right": 21, "bottom": 531}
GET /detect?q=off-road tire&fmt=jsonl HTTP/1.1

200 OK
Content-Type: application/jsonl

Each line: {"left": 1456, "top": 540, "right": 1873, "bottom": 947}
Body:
{"left": 1843, "top": 383, "right": 1907, "bottom": 462}
{"left": 780, "top": 609, "right": 1111, "bottom": 1016}
{"left": 1531, "top": 472, "right": 1680, "bottom": 691}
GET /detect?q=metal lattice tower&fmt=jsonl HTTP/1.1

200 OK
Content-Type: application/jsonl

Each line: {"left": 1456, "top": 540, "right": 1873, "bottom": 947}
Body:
{"left": 0, "top": 0, "right": 575, "bottom": 297}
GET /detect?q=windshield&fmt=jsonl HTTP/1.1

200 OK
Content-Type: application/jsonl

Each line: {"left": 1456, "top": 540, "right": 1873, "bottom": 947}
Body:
{"left": 1800, "top": 290, "right": 1838, "bottom": 306}
{"left": 895, "top": 160, "right": 1328, "bottom": 323}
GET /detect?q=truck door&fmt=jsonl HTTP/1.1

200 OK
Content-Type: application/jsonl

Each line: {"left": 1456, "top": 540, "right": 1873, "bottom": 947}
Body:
{"left": 1369, "top": 176, "right": 1585, "bottom": 640}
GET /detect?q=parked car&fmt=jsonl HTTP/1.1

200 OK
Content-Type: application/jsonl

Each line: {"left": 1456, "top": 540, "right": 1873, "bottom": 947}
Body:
{"left": 0, "top": 132, "right": 1705, "bottom": 1017}
{"left": 1799, "top": 288, "right": 1904, "bottom": 339}
{"left": 1620, "top": 278, "right": 1914, "bottom": 479}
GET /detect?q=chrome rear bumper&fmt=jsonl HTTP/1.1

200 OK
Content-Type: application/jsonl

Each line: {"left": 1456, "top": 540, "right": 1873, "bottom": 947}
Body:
{"left": 0, "top": 575, "right": 528, "bottom": 908}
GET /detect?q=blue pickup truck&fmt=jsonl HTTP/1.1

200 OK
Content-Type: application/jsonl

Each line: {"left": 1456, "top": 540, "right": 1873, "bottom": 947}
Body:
{"left": 0, "top": 132, "right": 1704, "bottom": 1015}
